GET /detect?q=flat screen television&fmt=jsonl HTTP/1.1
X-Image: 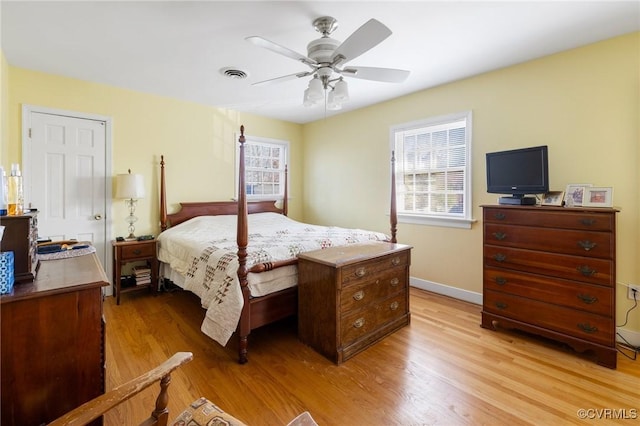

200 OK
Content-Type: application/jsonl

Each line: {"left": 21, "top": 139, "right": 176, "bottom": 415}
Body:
{"left": 486, "top": 145, "right": 549, "bottom": 205}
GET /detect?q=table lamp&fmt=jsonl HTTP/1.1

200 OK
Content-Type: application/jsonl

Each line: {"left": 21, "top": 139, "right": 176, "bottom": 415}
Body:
{"left": 115, "top": 169, "right": 145, "bottom": 240}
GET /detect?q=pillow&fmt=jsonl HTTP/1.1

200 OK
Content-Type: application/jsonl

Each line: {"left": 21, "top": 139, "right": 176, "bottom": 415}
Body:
{"left": 170, "top": 397, "right": 319, "bottom": 426}
{"left": 170, "top": 397, "right": 248, "bottom": 426}
{"left": 286, "top": 411, "right": 319, "bottom": 426}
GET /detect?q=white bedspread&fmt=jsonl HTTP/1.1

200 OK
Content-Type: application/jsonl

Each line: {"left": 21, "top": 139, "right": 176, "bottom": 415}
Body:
{"left": 157, "top": 212, "right": 388, "bottom": 346}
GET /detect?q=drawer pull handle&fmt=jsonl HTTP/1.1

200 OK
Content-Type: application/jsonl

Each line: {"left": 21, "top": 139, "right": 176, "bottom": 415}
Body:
{"left": 353, "top": 290, "right": 365, "bottom": 301}
{"left": 495, "top": 302, "right": 508, "bottom": 310}
{"left": 391, "top": 257, "right": 401, "bottom": 266}
{"left": 133, "top": 249, "right": 142, "bottom": 255}
{"left": 355, "top": 267, "right": 366, "bottom": 277}
{"left": 353, "top": 318, "right": 365, "bottom": 328}
{"left": 390, "top": 277, "right": 399, "bottom": 287}
{"left": 578, "top": 323, "right": 598, "bottom": 334}
{"left": 494, "top": 212, "right": 506, "bottom": 220}
{"left": 577, "top": 265, "right": 597, "bottom": 277}
{"left": 493, "top": 253, "right": 506, "bottom": 262}
{"left": 580, "top": 218, "right": 596, "bottom": 226}
{"left": 578, "top": 240, "right": 597, "bottom": 251}
{"left": 495, "top": 277, "right": 507, "bottom": 286}
{"left": 577, "top": 294, "right": 598, "bottom": 304}
{"left": 492, "top": 232, "right": 507, "bottom": 241}
{"left": 390, "top": 301, "right": 399, "bottom": 311}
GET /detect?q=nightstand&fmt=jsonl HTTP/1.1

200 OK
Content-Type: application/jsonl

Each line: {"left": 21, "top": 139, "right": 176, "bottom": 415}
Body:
{"left": 298, "top": 241, "right": 412, "bottom": 364}
{"left": 112, "top": 239, "right": 159, "bottom": 305}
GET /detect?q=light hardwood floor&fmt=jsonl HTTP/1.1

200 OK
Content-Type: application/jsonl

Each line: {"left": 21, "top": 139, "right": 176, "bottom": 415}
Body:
{"left": 103, "top": 287, "right": 639, "bottom": 425}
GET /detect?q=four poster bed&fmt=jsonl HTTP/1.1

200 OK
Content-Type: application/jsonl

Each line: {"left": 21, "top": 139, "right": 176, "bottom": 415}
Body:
{"left": 157, "top": 125, "right": 398, "bottom": 364}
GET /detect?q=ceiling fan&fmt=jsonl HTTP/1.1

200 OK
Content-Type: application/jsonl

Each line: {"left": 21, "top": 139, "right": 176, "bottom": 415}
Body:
{"left": 246, "top": 16, "right": 410, "bottom": 108}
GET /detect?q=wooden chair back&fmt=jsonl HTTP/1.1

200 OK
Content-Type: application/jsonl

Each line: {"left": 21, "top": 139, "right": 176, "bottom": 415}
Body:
{"left": 48, "top": 352, "right": 193, "bottom": 426}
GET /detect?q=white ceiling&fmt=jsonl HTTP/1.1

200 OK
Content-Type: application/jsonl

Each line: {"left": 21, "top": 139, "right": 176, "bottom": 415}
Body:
{"left": 2, "top": 1, "right": 638, "bottom": 124}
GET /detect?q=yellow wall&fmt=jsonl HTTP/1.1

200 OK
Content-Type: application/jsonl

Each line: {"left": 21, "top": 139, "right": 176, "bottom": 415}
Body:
{"left": 4, "top": 33, "right": 638, "bottom": 333}
{"left": 6, "top": 68, "right": 303, "bottom": 237}
{"left": 1, "top": 50, "right": 9, "bottom": 167}
{"left": 303, "top": 33, "right": 639, "bottom": 331}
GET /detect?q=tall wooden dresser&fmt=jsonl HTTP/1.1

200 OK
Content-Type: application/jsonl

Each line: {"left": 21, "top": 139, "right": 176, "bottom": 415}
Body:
{"left": 1, "top": 252, "right": 108, "bottom": 425}
{"left": 481, "top": 205, "right": 618, "bottom": 368}
{"left": 298, "top": 242, "right": 412, "bottom": 364}
{"left": 0, "top": 213, "right": 40, "bottom": 283}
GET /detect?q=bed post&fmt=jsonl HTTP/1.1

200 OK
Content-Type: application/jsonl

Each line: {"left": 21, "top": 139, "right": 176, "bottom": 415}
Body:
{"left": 160, "top": 155, "right": 167, "bottom": 232}
{"left": 283, "top": 164, "right": 288, "bottom": 216}
{"left": 390, "top": 151, "right": 397, "bottom": 243}
{"left": 236, "top": 125, "right": 250, "bottom": 364}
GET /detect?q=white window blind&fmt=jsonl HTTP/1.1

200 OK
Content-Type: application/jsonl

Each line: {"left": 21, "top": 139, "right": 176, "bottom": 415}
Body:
{"left": 391, "top": 111, "right": 473, "bottom": 228}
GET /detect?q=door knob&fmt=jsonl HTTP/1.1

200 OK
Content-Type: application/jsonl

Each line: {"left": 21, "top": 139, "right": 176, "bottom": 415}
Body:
{"left": 94, "top": 214, "right": 103, "bottom": 220}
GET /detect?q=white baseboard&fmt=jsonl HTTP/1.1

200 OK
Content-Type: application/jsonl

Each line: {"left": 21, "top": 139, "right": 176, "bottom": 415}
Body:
{"left": 616, "top": 327, "right": 640, "bottom": 347}
{"left": 410, "top": 276, "right": 482, "bottom": 305}
{"left": 410, "top": 277, "right": 640, "bottom": 348}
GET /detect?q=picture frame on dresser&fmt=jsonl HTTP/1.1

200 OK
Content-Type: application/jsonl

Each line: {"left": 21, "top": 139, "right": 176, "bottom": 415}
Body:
{"left": 564, "top": 184, "right": 591, "bottom": 207}
{"left": 541, "top": 191, "right": 564, "bottom": 206}
{"left": 582, "top": 187, "right": 613, "bottom": 207}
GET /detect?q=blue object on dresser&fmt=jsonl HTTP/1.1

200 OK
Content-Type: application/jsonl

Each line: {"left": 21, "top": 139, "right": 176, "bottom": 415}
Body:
{"left": 0, "top": 251, "right": 15, "bottom": 294}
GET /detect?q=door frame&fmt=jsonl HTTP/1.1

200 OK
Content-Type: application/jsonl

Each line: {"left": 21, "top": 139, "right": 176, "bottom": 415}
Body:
{"left": 21, "top": 104, "right": 114, "bottom": 291}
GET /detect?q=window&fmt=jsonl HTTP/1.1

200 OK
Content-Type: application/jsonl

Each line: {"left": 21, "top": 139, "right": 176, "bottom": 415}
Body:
{"left": 391, "top": 111, "right": 473, "bottom": 229}
{"left": 236, "top": 134, "right": 289, "bottom": 200}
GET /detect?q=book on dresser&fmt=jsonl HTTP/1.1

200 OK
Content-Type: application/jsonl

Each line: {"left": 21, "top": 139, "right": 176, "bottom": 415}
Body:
{"left": 480, "top": 205, "right": 618, "bottom": 369}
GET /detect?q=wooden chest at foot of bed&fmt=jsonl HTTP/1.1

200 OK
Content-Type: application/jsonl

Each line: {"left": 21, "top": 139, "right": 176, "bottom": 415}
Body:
{"left": 298, "top": 242, "right": 412, "bottom": 364}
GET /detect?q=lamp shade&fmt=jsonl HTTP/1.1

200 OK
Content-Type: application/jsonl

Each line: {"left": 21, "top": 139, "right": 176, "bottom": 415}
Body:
{"left": 303, "top": 88, "right": 316, "bottom": 107}
{"left": 115, "top": 172, "right": 145, "bottom": 199}
{"left": 327, "top": 90, "right": 342, "bottom": 110}
{"left": 307, "top": 77, "right": 324, "bottom": 101}
{"left": 334, "top": 78, "right": 349, "bottom": 102}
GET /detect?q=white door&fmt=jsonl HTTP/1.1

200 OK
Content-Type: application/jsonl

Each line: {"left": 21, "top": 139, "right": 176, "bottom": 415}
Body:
{"left": 22, "top": 106, "right": 112, "bottom": 285}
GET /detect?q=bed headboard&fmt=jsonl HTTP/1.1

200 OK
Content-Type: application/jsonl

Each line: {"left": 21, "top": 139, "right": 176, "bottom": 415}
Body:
{"left": 159, "top": 151, "right": 288, "bottom": 231}
{"left": 163, "top": 200, "right": 284, "bottom": 229}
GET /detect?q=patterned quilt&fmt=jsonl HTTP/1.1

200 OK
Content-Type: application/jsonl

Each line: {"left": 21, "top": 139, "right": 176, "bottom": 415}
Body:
{"left": 157, "top": 212, "right": 388, "bottom": 346}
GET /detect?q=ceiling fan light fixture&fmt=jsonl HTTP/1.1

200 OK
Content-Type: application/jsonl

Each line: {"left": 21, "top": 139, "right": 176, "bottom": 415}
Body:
{"left": 333, "top": 78, "right": 349, "bottom": 102}
{"left": 327, "top": 90, "right": 342, "bottom": 110}
{"left": 246, "top": 16, "right": 408, "bottom": 111}
{"left": 303, "top": 88, "right": 317, "bottom": 107}
{"left": 307, "top": 77, "right": 324, "bottom": 101}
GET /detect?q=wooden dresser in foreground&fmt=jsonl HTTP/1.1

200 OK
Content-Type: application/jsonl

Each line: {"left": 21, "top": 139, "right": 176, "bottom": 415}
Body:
{"left": 1, "top": 252, "right": 108, "bottom": 425}
{"left": 298, "top": 241, "right": 412, "bottom": 364}
{"left": 481, "top": 205, "right": 618, "bottom": 368}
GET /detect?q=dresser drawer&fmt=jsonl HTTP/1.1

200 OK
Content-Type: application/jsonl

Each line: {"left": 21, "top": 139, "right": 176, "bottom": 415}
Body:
{"left": 483, "top": 289, "right": 614, "bottom": 346}
{"left": 484, "top": 207, "right": 614, "bottom": 231}
{"left": 120, "top": 242, "right": 155, "bottom": 259}
{"left": 484, "top": 267, "right": 613, "bottom": 316}
{"left": 341, "top": 269, "right": 406, "bottom": 312}
{"left": 341, "top": 251, "right": 409, "bottom": 286}
{"left": 484, "top": 245, "right": 613, "bottom": 286}
{"left": 484, "top": 223, "right": 613, "bottom": 259}
{"left": 340, "top": 292, "right": 407, "bottom": 346}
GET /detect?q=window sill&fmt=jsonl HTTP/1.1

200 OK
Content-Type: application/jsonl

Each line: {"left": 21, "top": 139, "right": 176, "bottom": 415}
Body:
{"left": 397, "top": 213, "right": 477, "bottom": 229}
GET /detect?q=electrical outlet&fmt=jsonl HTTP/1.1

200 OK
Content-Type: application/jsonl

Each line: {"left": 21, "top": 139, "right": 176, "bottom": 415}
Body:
{"left": 628, "top": 284, "right": 640, "bottom": 300}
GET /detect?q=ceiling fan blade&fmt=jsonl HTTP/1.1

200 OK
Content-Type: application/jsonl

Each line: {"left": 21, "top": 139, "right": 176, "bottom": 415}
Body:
{"left": 342, "top": 66, "right": 410, "bottom": 83}
{"left": 246, "top": 36, "right": 317, "bottom": 67}
{"left": 252, "top": 71, "right": 313, "bottom": 86}
{"left": 331, "top": 19, "right": 392, "bottom": 64}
